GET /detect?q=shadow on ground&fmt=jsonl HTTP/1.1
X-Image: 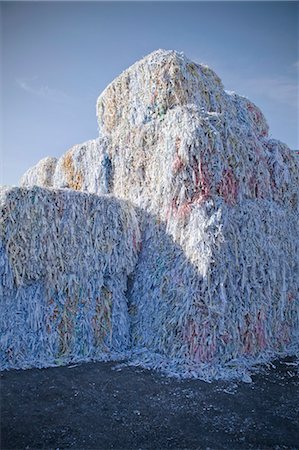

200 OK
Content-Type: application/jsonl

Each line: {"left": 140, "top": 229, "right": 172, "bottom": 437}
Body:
{"left": 1, "top": 356, "right": 298, "bottom": 450}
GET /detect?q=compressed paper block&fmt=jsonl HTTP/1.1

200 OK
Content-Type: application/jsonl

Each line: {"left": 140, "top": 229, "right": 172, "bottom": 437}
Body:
{"left": 129, "top": 202, "right": 298, "bottom": 380}
{"left": 0, "top": 186, "right": 140, "bottom": 370}
{"left": 18, "top": 49, "right": 299, "bottom": 379}
{"left": 52, "top": 138, "right": 112, "bottom": 194}
{"left": 20, "top": 156, "right": 57, "bottom": 188}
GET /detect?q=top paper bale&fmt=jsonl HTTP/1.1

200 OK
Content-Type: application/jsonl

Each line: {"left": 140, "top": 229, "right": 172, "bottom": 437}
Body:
{"left": 96, "top": 49, "right": 269, "bottom": 138}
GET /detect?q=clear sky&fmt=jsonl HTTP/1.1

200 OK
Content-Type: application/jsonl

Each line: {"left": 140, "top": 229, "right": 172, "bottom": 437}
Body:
{"left": 1, "top": 1, "right": 298, "bottom": 185}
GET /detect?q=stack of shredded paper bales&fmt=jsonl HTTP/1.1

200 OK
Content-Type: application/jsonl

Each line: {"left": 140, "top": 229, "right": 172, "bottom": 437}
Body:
{"left": 3, "top": 50, "right": 299, "bottom": 380}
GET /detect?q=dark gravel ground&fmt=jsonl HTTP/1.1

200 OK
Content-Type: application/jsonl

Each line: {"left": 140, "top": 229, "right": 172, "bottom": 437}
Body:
{"left": 1, "top": 356, "right": 298, "bottom": 450}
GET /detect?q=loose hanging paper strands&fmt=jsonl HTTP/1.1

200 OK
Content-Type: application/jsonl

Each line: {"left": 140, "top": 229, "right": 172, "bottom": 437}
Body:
{"left": 0, "top": 186, "right": 140, "bottom": 370}
{"left": 15, "top": 49, "right": 299, "bottom": 380}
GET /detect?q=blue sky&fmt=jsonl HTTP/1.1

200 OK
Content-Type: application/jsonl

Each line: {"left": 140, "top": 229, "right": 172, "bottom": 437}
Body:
{"left": 1, "top": 1, "right": 298, "bottom": 185}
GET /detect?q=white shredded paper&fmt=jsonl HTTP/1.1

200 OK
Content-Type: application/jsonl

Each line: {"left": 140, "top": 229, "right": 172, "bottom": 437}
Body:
{"left": 2, "top": 50, "right": 298, "bottom": 380}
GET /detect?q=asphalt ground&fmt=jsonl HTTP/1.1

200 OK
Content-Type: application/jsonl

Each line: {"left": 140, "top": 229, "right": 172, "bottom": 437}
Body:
{"left": 1, "top": 356, "right": 298, "bottom": 450}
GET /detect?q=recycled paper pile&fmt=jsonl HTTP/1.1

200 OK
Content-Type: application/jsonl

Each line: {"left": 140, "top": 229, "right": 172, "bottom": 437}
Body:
{"left": 2, "top": 50, "right": 299, "bottom": 380}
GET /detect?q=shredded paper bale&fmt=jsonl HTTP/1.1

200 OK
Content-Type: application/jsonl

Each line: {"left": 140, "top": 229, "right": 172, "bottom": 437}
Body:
{"left": 20, "top": 156, "right": 58, "bottom": 188}
{"left": 0, "top": 186, "right": 140, "bottom": 370}
{"left": 52, "top": 138, "right": 112, "bottom": 195}
{"left": 4, "top": 49, "right": 299, "bottom": 379}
